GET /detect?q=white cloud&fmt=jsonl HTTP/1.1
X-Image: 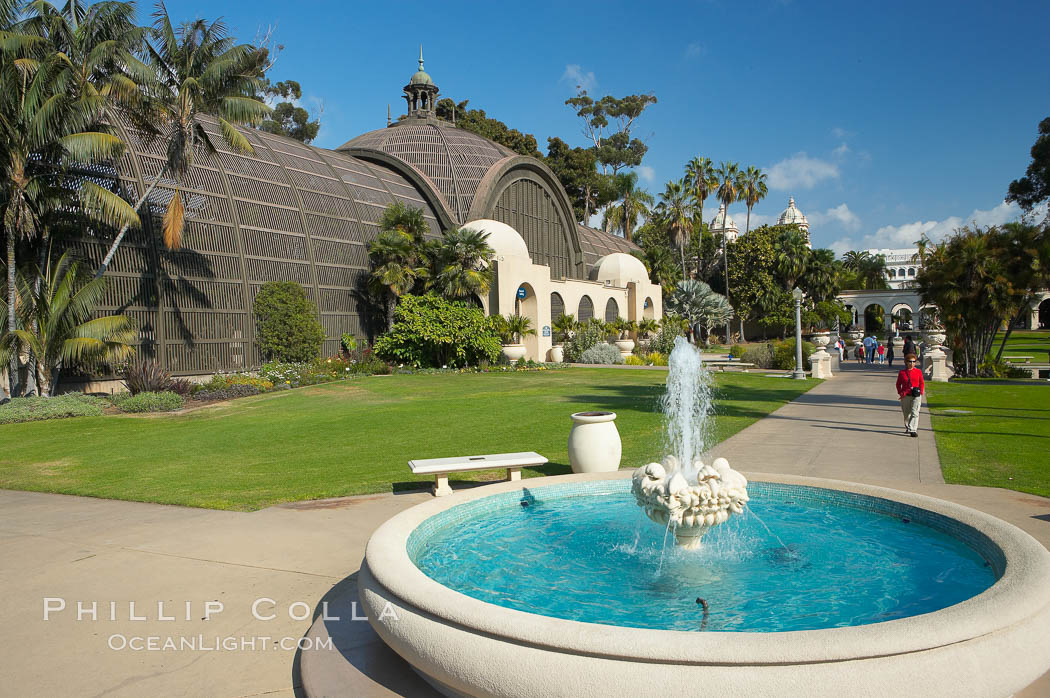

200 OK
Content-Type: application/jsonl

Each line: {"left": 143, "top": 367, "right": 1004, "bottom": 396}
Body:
{"left": 561, "top": 64, "right": 596, "bottom": 92}
{"left": 636, "top": 165, "right": 655, "bottom": 182}
{"left": 826, "top": 200, "right": 1042, "bottom": 256}
{"left": 809, "top": 203, "right": 861, "bottom": 232}
{"left": 685, "top": 42, "right": 703, "bottom": 58}
{"left": 831, "top": 127, "right": 852, "bottom": 140}
{"left": 832, "top": 142, "right": 850, "bottom": 158}
{"left": 766, "top": 153, "right": 840, "bottom": 190}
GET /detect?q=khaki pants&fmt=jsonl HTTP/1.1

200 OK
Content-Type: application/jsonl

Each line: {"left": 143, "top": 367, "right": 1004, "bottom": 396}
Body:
{"left": 900, "top": 394, "right": 921, "bottom": 432}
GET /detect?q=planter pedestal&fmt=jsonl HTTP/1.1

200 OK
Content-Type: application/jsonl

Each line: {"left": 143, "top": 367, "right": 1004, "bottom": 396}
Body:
{"left": 809, "top": 332, "right": 833, "bottom": 379}
{"left": 614, "top": 339, "right": 635, "bottom": 359}
{"left": 567, "top": 411, "right": 621, "bottom": 473}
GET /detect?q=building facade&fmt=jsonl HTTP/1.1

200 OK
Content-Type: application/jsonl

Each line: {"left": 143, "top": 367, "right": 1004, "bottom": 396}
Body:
{"left": 72, "top": 57, "right": 660, "bottom": 374}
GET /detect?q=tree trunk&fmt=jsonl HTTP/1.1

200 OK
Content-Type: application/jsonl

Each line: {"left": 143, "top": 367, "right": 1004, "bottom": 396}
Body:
{"left": 7, "top": 229, "right": 17, "bottom": 398}
{"left": 993, "top": 305, "right": 1027, "bottom": 363}
{"left": 583, "top": 184, "right": 592, "bottom": 226}
{"left": 746, "top": 206, "right": 752, "bottom": 235}
{"left": 694, "top": 200, "right": 703, "bottom": 280}
{"left": 722, "top": 207, "right": 731, "bottom": 344}
{"left": 739, "top": 316, "right": 746, "bottom": 343}
{"left": 95, "top": 172, "right": 163, "bottom": 279}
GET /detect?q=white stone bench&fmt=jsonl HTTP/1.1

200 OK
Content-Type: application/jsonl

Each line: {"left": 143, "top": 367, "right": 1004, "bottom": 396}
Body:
{"left": 703, "top": 361, "right": 756, "bottom": 372}
{"left": 408, "top": 451, "right": 548, "bottom": 497}
{"left": 1004, "top": 356, "right": 1034, "bottom": 363}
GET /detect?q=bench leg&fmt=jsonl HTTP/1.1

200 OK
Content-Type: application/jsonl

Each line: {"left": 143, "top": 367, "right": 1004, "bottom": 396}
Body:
{"left": 433, "top": 474, "right": 453, "bottom": 497}
{"left": 507, "top": 467, "right": 521, "bottom": 482}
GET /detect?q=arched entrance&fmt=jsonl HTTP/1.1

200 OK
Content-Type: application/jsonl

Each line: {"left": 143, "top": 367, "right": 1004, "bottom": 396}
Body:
{"left": 1040, "top": 298, "right": 1050, "bottom": 329}
{"left": 578, "top": 295, "right": 594, "bottom": 323}
{"left": 643, "top": 297, "right": 655, "bottom": 320}
{"left": 515, "top": 282, "right": 539, "bottom": 359}
{"left": 864, "top": 304, "right": 886, "bottom": 337}
{"left": 605, "top": 298, "right": 619, "bottom": 323}
{"left": 890, "top": 303, "right": 914, "bottom": 332}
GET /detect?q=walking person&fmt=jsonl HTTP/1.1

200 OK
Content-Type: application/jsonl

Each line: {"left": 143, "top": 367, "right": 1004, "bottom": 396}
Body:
{"left": 887, "top": 340, "right": 895, "bottom": 367}
{"left": 865, "top": 334, "right": 876, "bottom": 364}
{"left": 855, "top": 343, "right": 864, "bottom": 363}
{"left": 896, "top": 354, "right": 924, "bottom": 437}
{"left": 902, "top": 334, "right": 915, "bottom": 358}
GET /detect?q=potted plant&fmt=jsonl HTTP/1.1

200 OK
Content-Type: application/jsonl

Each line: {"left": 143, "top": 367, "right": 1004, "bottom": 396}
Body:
{"left": 636, "top": 318, "right": 659, "bottom": 350}
{"left": 610, "top": 317, "right": 637, "bottom": 356}
{"left": 497, "top": 314, "right": 535, "bottom": 362}
{"left": 550, "top": 313, "right": 577, "bottom": 363}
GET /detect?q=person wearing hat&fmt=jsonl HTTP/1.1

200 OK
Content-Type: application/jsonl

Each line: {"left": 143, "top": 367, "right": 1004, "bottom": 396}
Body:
{"left": 895, "top": 353, "right": 924, "bottom": 437}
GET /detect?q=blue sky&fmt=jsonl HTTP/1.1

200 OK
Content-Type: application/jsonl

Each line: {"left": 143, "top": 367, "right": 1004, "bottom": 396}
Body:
{"left": 162, "top": 0, "right": 1050, "bottom": 254}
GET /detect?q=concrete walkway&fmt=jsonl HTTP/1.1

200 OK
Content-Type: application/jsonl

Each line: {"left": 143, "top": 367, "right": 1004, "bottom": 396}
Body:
{"left": 2, "top": 360, "right": 1049, "bottom": 697}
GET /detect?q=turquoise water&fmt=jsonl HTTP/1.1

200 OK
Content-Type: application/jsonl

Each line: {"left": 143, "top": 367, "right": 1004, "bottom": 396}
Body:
{"left": 410, "top": 483, "right": 997, "bottom": 632}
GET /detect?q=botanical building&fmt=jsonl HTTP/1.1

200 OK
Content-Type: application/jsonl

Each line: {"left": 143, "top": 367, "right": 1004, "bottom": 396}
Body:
{"left": 77, "top": 57, "right": 661, "bottom": 374}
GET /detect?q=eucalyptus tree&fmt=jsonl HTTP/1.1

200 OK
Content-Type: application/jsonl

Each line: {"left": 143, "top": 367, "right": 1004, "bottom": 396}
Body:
{"left": 1, "top": 0, "right": 142, "bottom": 395}
{"left": 656, "top": 179, "right": 692, "bottom": 277}
{"left": 684, "top": 156, "right": 716, "bottom": 274}
{"left": 96, "top": 4, "right": 271, "bottom": 274}
{"left": 602, "top": 171, "right": 653, "bottom": 242}
{"left": 714, "top": 161, "right": 742, "bottom": 342}
{"left": 739, "top": 166, "right": 768, "bottom": 234}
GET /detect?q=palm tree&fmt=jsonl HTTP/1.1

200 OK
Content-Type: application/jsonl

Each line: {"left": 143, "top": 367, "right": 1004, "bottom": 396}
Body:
{"left": 667, "top": 279, "right": 734, "bottom": 347}
{"left": 775, "top": 228, "right": 812, "bottom": 291}
{"left": 552, "top": 313, "right": 577, "bottom": 345}
{"left": 631, "top": 246, "right": 678, "bottom": 298}
{"left": 96, "top": 4, "right": 271, "bottom": 272}
{"left": 739, "top": 166, "right": 768, "bottom": 234}
{"left": 495, "top": 313, "right": 535, "bottom": 345}
{"left": 1, "top": 250, "right": 136, "bottom": 396}
{"left": 1, "top": 2, "right": 139, "bottom": 396}
{"left": 602, "top": 172, "right": 653, "bottom": 242}
{"left": 800, "top": 248, "right": 840, "bottom": 302}
{"left": 714, "top": 161, "right": 742, "bottom": 342}
{"left": 425, "top": 227, "right": 495, "bottom": 301}
{"left": 367, "top": 202, "right": 431, "bottom": 326}
{"left": 657, "top": 179, "right": 692, "bottom": 276}
{"left": 684, "top": 156, "right": 716, "bottom": 273}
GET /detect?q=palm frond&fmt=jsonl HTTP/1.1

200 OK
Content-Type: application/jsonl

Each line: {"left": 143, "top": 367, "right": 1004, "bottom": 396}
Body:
{"left": 162, "top": 189, "right": 185, "bottom": 250}
{"left": 80, "top": 180, "right": 141, "bottom": 230}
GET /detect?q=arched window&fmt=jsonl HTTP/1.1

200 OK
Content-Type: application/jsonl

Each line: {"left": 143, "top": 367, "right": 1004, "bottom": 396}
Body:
{"left": 550, "top": 292, "right": 565, "bottom": 321}
{"left": 605, "top": 298, "right": 619, "bottom": 323}
{"left": 908, "top": 268, "right": 916, "bottom": 277}
{"left": 889, "top": 269, "right": 897, "bottom": 278}
{"left": 898, "top": 268, "right": 906, "bottom": 277}
{"left": 578, "top": 295, "right": 594, "bottom": 322}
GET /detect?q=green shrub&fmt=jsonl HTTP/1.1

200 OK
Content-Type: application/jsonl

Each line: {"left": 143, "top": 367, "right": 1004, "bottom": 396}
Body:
{"left": 373, "top": 294, "right": 501, "bottom": 368}
{"left": 121, "top": 360, "right": 173, "bottom": 395}
{"left": 195, "top": 384, "right": 265, "bottom": 402}
{"left": 624, "top": 354, "right": 646, "bottom": 366}
{"left": 580, "top": 342, "right": 624, "bottom": 365}
{"left": 773, "top": 339, "right": 816, "bottom": 371}
{"left": 977, "top": 360, "right": 1030, "bottom": 379}
{"left": 253, "top": 281, "right": 326, "bottom": 362}
{"left": 111, "top": 391, "right": 184, "bottom": 413}
{"left": 646, "top": 351, "right": 669, "bottom": 366}
{"left": 729, "top": 344, "right": 746, "bottom": 359}
{"left": 563, "top": 322, "right": 608, "bottom": 362}
{"left": 741, "top": 343, "right": 775, "bottom": 369}
{"left": 0, "top": 393, "right": 106, "bottom": 424}
{"left": 648, "top": 322, "right": 682, "bottom": 356}
{"left": 201, "top": 373, "right": 275, "bottom": 392}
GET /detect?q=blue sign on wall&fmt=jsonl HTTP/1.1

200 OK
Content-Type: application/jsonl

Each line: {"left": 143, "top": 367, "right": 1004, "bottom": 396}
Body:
{"left": 517, "top": 286, "right": 527, "bottom": 299}
{"left": 542, "top": 325, "right": 551, "bottom": 337}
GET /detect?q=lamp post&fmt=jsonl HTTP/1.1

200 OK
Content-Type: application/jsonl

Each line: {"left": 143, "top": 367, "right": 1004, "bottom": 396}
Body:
{"left": 792, "top": 286, "right": 806, "bottom": 380}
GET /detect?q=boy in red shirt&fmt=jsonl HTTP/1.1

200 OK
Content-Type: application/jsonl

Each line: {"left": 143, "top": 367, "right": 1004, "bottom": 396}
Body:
{"left": 895, "top": 354, "right": 924, "bottom": 436}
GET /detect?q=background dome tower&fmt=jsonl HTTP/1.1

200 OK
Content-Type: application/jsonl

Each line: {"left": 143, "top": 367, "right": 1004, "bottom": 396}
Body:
{"left": 777, "top": 197, "right": 810, "bottom": 245}
{"left": 709, "top": 203, "right": 740, "bottom": 243}
{"left": 404, "top": 47, "right": 439, "bottom": 119}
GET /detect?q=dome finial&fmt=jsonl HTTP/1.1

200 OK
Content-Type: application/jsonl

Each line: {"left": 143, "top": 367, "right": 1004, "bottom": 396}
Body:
{"left": 419, "top": 44, "right": 424, "bottom": 71}
{"left": 789, "top": 196, "right": 795, "bottom": 206}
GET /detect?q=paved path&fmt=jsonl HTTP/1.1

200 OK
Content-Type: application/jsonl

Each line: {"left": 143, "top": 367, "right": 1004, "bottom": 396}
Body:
{"left": 2, "top": 360, "right": 1049, "bottom": 697}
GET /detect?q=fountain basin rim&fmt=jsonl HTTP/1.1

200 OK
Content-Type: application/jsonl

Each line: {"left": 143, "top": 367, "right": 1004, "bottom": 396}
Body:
{"left": 363, "top": 471, "right": 1050, "bottom": 666}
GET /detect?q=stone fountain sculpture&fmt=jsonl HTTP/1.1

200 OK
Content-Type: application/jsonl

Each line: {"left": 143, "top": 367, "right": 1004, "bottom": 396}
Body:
{"left": 631, "top": 336, "right": 750, "bottom": 548}
{"left": 632, "top": 456, "right": 749, "bottom": 549}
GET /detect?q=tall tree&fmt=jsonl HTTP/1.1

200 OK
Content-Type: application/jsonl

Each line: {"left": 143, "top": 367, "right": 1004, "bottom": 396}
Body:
{"left": 602, "top": 171, "right": 653, "bottom": 241}
{"left": 424, "top": 227, "right": 495, "bottom": 301}
{"left": 565, "top": 89, "right": 657, "bottom": 177}
{"left": 656, "top": 179, "right": 692, "bottom": 277}
{"left": 1, "top": 0, "right": 141, "bottom": 396}
{"left": 544, "top": 137, "right": 601, "bottom": 224}
{"left": 714, "top": 161, "right": 742, "bottom": 342}
{"left": 96, "top": 4, "right": 271, "bottom": 274}
{"left": 739, "top": 165, "right": 768, "bottom": 234}
{"left": 684, "top": 156, "right": 716, "bottom": 276}
{"left": 774, "top": 227, "right": 812, "bottom": 291}
{"left": 1006, "top": 117, "right": 1050, "bottom": 220}
{"left": 257, "top": 79, "right": 319, "bottom": 143}
{"left": 991, "top": 221, "right": 1050, "bottom": 361}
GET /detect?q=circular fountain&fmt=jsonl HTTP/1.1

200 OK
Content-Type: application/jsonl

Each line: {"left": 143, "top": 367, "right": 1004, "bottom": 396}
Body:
{"left": 354, "top": 339, "right": 1050, "bottom": 697}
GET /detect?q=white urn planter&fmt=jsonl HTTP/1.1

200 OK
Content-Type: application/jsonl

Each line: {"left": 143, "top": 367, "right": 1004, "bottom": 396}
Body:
{"left": 614, "top": 339, "right": 635, "bottom": 357}
{"left": 501, "top": 344, "right": 527, "bottom": 362}
{"left": 567, "top": 411, "right": 622, "bottom": 473}
{"left": 808, "top": 331, "right": 831, "bottom": 349}
{"left": 549, "top": 344, "right": 564, "bottom": 363}
{"left": 846, "top": 330, "right": 864, "bottom": 342}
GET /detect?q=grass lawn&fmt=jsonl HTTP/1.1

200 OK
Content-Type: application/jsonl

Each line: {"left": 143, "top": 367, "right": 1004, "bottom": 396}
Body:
{"left": 989, "top": 329, "right": 1050, "bottom": 362}
{"left": 0, "top": 369, "right": 818, "bottom": 510}
{"left": 927, "top": 380, "right": 1050, "bottom": 498}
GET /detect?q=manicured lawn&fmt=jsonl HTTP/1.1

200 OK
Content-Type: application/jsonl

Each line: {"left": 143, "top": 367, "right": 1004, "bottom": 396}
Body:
{"left": 927, "top": 380, "right": 1050, "bottom": 498}
{"left": 0, "top": 369, "right": 818, "bottom": 510}
{"left": 989, "top": 329, "right": 1050, "bottom": 362}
